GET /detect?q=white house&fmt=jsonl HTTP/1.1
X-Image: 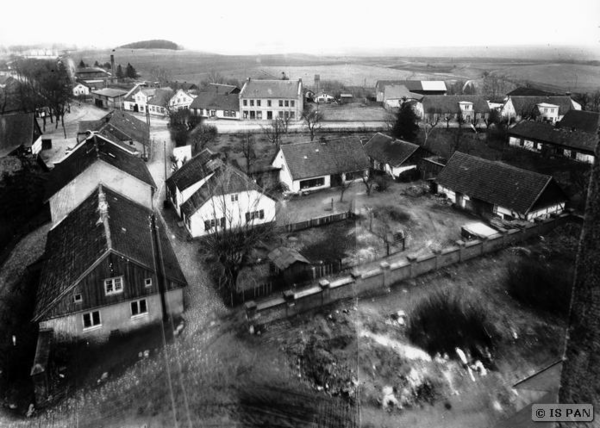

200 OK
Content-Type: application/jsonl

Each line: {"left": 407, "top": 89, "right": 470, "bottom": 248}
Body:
{"left": 364, "top": 133, "right": 426, "bottom": 179}
{"left": 271, "top": 137, "right": 370, "bottom": 193}
{"left": 169, "top": 89, "right": 196, "bottom": 111}
{"left": 239, "top": 78, "right": 303, "bottom": 121}
{"left": 72, "top": 82, "right": 91, "bottom": 96}
{"left": 166, "top": 149, "right": 276, "bottom": 238}
{"left": 501, "top": 96, "right": 581, "bottom": 123}
{"left": 189, "top": 91, "right": 240, "bottom": 120}
{"left": 314, "top": 92, "right": 335, "bottom": 104}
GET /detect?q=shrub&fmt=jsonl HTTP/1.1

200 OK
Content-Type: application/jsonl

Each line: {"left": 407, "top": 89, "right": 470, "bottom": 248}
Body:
{"left": 374, "top": 174, "right": 392, "bottom": 192}
{"left": 406, "top": 287, "right": 500, "bottom": 360}
{"left": 506, "top": 256, "right": 573, "bottom": 316}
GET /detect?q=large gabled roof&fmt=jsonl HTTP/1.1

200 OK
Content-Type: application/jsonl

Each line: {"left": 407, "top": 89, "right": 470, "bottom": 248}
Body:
{"left": 557, "top": 110, "right": 600, "bottom": 134}
{"left": 92, "top": 88, "right": 128, "bottom": 98}
{"left": 0, "top": 112, "right": 42, "bottom": 157}
{"left": 165, "top": 148, "right": 221, "bottom": 195}
{"left": 376, "top": 80, "right": 447, "bottom": 93}
{"left": 383, "top": 85, "right": 424, "bottom": 101}
{"left": 78, "top": 110, "right": 149, "bottom": 145}
{"left": 189, "top": 91, "right": 239, "bottom": 111}
{"left": 33, "top": 185, "right": 187, "bottom": 322}
{"left": 147, "top": 88, "right": 174, "bottom": 107}
{"left": 239, "top": 79, "right": 301, "bottom": 99}
{"left": 364, "top": 133, "right": 421, "bottom": 167}
{"left": 436, "top": 152, "right": 567, "bottom": 215}
{"left": 180, "top": 163, "right": 267, "bottom": 217}
{"left": 508, "top": 96, "right": 575, "bottom": 115}
{"left": 279, "top": 137, "right": 370, "bottom": 181}
{"left": 44, "top": 133, "right": 156, "bottom": 201}
{"left": 508, "top": 120, "right": 597, "bottom": 154}
{"left": 422, "top": 95, "right": 490, "bottom": 114}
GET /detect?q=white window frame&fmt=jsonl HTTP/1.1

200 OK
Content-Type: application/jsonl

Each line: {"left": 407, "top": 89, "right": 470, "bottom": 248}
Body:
{"left": 104, "top": 276, "right": 124, "bottom": 296}
{"left": 144, "top": 278, "right": 152, "bottom": 287}
{"left": 231, "top": 194, "right": 239, "bottom": 202}
{"left": 73, "top": 293, "right": 82, "bottom": 303}
{"left": 82, "top": 310, "right": 101, "bottom": 330}
{"left": 131, "top": 299, "right": 148, "bottom": 318}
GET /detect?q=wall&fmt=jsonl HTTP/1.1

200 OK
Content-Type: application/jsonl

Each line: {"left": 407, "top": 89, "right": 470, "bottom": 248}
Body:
{"left": 245, "top": 213, "right": 573, "bottom": 327}
{"left": 49, "top": 161, "right": 154, "bottom": 226}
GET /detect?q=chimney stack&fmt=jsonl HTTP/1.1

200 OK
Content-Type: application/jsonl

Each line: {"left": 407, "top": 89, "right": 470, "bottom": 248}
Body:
{"left": 110, "top": 54, "right": 115, "bottom": 83}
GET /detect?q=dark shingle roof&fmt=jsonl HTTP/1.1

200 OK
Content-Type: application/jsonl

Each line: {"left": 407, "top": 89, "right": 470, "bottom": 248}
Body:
{"left": 508, "top": 120, "right": 597, "bottom": 154}
{"left": 44, "top": 134, "right": 156, "bottom": 201}
{"left": 0, "top": 113, "right": 41, "bottom": 157}
{"left": 189, "top": 91, "right": 239, "bottom": 111}
{"left": 422, "top": 95, "right": 490, "bottom": 115}
{"left": 78, "top": 110, "right": 149, "bottom": 145}
{"left": 507, "top": 87, "right": 558, "bottom": 96}
{"left": 165, "top": 148, "right": 221, "bottom": 195}
{"left": 557, "top": 110, "right": 600, "bottom": 134}
{"left": 147, "top": 88, "right": 174, "bottom": 107}
{"left": 240, "top": 79, "right": 301, "bottom": 99}
{"left": 268, "top": 247, "right": 310, "bottom": 271}
{"left": 509, "top": 96, "right": 575, "bottom": 115}
{"left": 180, "top": 163, "right": 265, "bottom": 217}
{"left": 436, "top": 152, "right": 566, "bottom": 215}
{"left": 280, "top": 137, "right": 370, "bottom": 181}
{"left": 364, "top": 133, "right": 420, "bottom": 167}
{"left": 34, "top": 185, "right": 186, "bottom": 321}
{"left": 207, "top": 83, "right": 239, "bottom": 94}
{"left": 383, "top": 85, "right": 424, "bottom": 101}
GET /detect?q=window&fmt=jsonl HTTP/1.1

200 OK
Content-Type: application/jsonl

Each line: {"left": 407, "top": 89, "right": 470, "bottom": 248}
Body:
{"left": 278, "top": 111, "right": 283, "bottom": 118}
{"left": 279, "top": 100, "right": 283, "bottom": 107}
{"left": 131, "top": 299, "right": 148, "bottom": 317}
{"left": 145, "top": 278, "right": 152, "bottom": 287}
{"left": 267, "top": 100, "right": 272, "bottom": 107}
{"left": 300, "top": 177, "right": 325, "bottom": 189}
{"left": 231, "top": 194, "right": 238, "bottom": 202}
{"left": 250, "top": 100, "right": 254, "bottom": 107}
{"left": 285, "top": 100, "right": 289, "bottom": 107}
{"left": 245, "top": 210, "right": 265, "bottom": 222}
{"left": 250, "top": 111, "right": 256, "bottom": 119}
{"left": 243, "top": 111, "right": 248, "bottom": 119}
{"left": 290, "top": 112, "right": 295, "bottom": 119}
{"left": 243, "top": 100, "right": 247, "bottom": 106}
{"left": 204, "top": 217, "right": 226, "bottom": 231}
{"left": 83, "top": 310, "right": 101, "bottom": 330}
{"left": 257, "top": 111, "right": 262, "bottom": 120}
{"left": 257, "top": 100, "right": 261, "bottom": 107}
{"left": 73, "top": 293, "right": 82, "bottom": 303}
{"left": 291, "top": 101, "right": 295, "bottom": 107}
{"left": 104, "top": 276, "right": 123, "bottom": 295}
{"left": 210, "top": 110, "right": 216, "bottom": 117}
{"left": 267, "top": 111, "right": 273, "bottom": 120}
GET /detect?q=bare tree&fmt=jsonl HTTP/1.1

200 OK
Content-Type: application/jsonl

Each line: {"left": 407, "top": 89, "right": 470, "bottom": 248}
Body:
{"left": 188, "top": 123, "right": 218, "bottom": 153}
{"left": 423, "top": 110, "right": 441, "bottom": 148}
{"left": 302, "top": 107, "right": 324, "bottom": 142}
{"left": 240, "top": 131, "right": 256, "bottom": 175}
{"left": 261, "top": 118, "right": 286, "bottom": 149}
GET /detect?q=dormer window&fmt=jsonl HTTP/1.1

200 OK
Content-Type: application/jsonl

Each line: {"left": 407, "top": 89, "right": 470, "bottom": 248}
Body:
{"left": 104, "top": 276, "right": 124, "bottom": 295}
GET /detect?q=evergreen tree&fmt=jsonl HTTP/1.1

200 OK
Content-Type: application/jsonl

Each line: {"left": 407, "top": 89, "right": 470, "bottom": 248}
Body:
{"left": 78, "top": 59, "right": 86, "bottom": 68}
{"left": 93, "top": 60, "right": 100, "bottom": 68}
{"left": 391, "top": 100, "right": 420, "bottom": 142}
{"left": 116, "top": 64, "right": 124, "bottom": 79}
{"left": 125, "top": 63, "right": 137, "bottom": 79}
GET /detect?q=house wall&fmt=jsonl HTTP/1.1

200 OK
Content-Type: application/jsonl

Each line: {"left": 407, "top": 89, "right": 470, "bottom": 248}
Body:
{"left": 187, "top": 190, "right": 277, "bottom": 237}
{"left": 192, "top": 108, "right": 240, "bottom": 120}
{"left": 32, "top": 135, "right": 43, "bottom": 155}
{"left": 389, "top": 164, "right": 416, "bottom": 178}
{"left": 239, "top": 82, "right": 303, "bottom": 121}
{"left": 49, "top": 161, "right": 154, "bottom": 226}
{"left": 73, "top": 85, "right": 90, "bottom": 96}
{"left": 169, "top": 90, "right": 195, "bottom": 111}
{"left": 40, "top": 289, "right": 183, "bottom": 343}
{"left": 271, "top": 149, "right": 295, "bottom": 191}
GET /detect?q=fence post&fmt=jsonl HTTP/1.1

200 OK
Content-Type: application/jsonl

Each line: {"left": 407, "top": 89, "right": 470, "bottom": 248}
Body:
{"left": 432, "top": 248, "right": 442, "bottom": 269}
{"left": 456, "top": 240, "right": 466, "bottom": 262}
{"left": 319, "top": 279, "right": 330, "bottom": 306}
{"left": 245, "top": 301, "right": 257, "bottom": 322}
{"left": 380, "top": 262, "right": 390, "bottom": 287}
{"left": 406, "top": 255, "right": 417, "bottom": 278}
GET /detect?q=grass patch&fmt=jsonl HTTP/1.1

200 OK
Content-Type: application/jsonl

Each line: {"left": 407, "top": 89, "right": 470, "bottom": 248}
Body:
{"left": 406, "top": 286, "right": 501, "bottom": 361}
{"left": 373, "top": 205, "right": 411, "bottom": 223}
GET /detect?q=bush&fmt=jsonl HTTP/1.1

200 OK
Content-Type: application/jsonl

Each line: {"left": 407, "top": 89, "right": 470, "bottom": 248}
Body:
{"left": 506, "top": 257, "right": 573, "bottom": 316}
{"left": 374, "top": 174, "right": 392, "bottom": 192}
{"left": 406, "top": 287, "right": 500, "bottom": 360}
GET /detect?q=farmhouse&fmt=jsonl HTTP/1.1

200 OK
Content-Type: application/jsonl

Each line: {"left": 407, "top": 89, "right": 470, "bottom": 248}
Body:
{"left": 91, "top": 88, "right": 128, "bottom": 109}
{"left": 44, "top": 133, "right": 156, "bottom": 226}
{"left": 418, "top": 95, "right": 490, "bottom": 124}
{"left": 72, "top": 82, "right": 91, "bottom": 97}
{"left": 557, "top": 110, "right": 600, "bottom": 134}
{"left": 382, "top": 85, "right": 423, "bottom": 110}
{"left": 239, "top": 78, "right": 303, "bottom": 121}
{"left": 271, "top": 137, "right": 370, "bottom": 193}
{"left": 123, "top": 86, "right": 156, "bottom": 113}
{"left": 436, "top": 152, "right": 568, "bottom": 221}
{"left": 33, "top": 185, "right": 187, "bottom": 343}
{"left": 375, "top": 80, "right": 447, "bottom": 102}
{"left": 364, "top": 133, "right": 427, "bottom": 179}
{"left": 0, "top": 112, "right": 43, "bottom": 157}
{"left": 169, "top": 89, "right": 196, "bottom": 111}
{"left": 507, "top": 120, "right": 597, "bottom": 164}
{"left": 314, "top": 92, "right": 335, "bottom": 104}
{"left": 501, "top": 95, "right": 581, "bottom": 123}
{"left": 190, "top": 91, "right": 240, "bottom": 120}
{"left": 77, "top": 110, "right": 150, "bottom": 156}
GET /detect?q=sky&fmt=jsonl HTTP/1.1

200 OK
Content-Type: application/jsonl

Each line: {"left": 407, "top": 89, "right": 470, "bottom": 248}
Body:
{"left": 1, "top": 0, "right": 599, "bottom": 55}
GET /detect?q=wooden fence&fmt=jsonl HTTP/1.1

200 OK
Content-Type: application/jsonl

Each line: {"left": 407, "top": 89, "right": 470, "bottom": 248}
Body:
{"left": 279, "top": 211, "right": 353, "bottom": 233}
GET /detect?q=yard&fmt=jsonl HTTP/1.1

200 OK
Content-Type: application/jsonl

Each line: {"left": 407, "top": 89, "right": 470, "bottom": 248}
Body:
{"left": 314, "top": 102, "right": 388, "bottom": 122}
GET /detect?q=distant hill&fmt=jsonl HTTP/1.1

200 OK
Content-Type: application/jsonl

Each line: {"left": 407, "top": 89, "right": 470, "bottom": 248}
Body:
{"left": 118, "top": 40, "right": 180, "bottom": 50}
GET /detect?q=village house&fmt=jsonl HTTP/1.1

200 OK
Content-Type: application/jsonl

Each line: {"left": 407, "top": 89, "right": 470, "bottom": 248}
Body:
{"left": 271, "top": 137, "right": 370, "bottom": 193}
{"left": 436, "top": 152, "right": 568, "bottom": 221}
{"left": 417, "top": 95, "right": 490, "bottom": 125}
{"left": 189, "top": 91, "right": 240, "bottom": 120}
{"left": 0, "top": 112, "right": 43, "bottom": 157}
{"left": 166, "top": 81, "right": 200, "bottom": 93}
{"left": 32, "top": 185, "right": 187, "bottom": 343}
{"left": 364, "top": 133, "right": 428, "bottom": 179}
{"left": 123, "top": 86, "right": 156, "bottom": 113}
{"left": 44, "top": 133, "right": 156, "bottom": 226}
{"left": 507, "top": 120, "right": 597, "bottom": 164}
{"left": 375, "top": 80, "right": 447, "bottom": 102}
{"left": 206, "top": 83, "right": 240, "bottom": 94}
{"left": 168, "top": 89, "right": 196, "bottom": 111}
{"left": 72, "top": 82, "right": 91, "bottom": 97}
{"left": 147, "top": 88, "right": 174, "bottom": 116}
{"left": 382, "top": 85, "right": 423, "bottom": 110}
{"left": 91, "top": 88, "right": 128, "bottom": 110}
{"left": 501, "top": 95, "right": 581, "bottom": 123}
{"left": 557, "top": 109, "right": 600, "bottom": 134}
{"left": 238, "top": 78, "right": 303, "bottom": 121}
{"left": 166, "top": 149, "right": 276, "bottom": 238}
{"left": 77, "top": 110, "right": 150, "bottom": 156}
{"left": 339, "top": 94, "right": 354, "bottom": 104}
{"left": 314, "top": 92, "right": 335, "bottom": 104}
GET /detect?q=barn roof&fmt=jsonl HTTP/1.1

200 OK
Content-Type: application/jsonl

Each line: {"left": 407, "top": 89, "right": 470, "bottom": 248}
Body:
{"left": 240, "top": 79, "right": 301, "bottom": 99}
{"left": 383, "top": 85, "right": 424, "bottom": 101}
{"left": 92, "top": 88, "right": 128, "bottom": 98}
{"left": 279, "top": 137, "right": 370, "bottom": 181}
{"left": 422, "top": 95, "right": 490, "bottom": 114}
{"left": 364, "top": 133, "right": 420, "bottom": 167}
{"left": 508, "top": 96, "right": 575, "bottom": 115}
{"left": 508, "top": 120, "right": 597, "bottom": 154}
{"left": 557, "top": 110, "right": 600, "bottom": 134}
{"left": 436, "top": 152, "right": 567, "bottom": 215}
{"left": 78, "top": 110, "right": 149, "bottom": 145}
{"left": 189, "top": 91, "right": 239, "bottom": 111}
{"left": 44, "top": 133, "right": 156, "bottom": 201}
{"left": 34, "top": 185, "right": 186, "bottom": 322}
{"left": 165, "top": 148, "right": 221, "bottom": 195}
{"left": 147, "top": 88, "right": 174, "bottom": 107}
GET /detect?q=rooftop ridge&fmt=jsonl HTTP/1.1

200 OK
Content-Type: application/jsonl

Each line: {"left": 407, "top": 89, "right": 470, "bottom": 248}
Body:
{"left": 96, "top": 185, "right": 112, "bottom": 249}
